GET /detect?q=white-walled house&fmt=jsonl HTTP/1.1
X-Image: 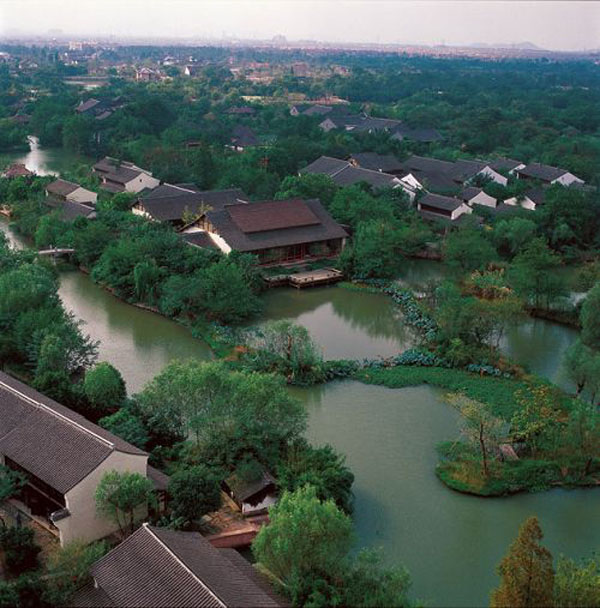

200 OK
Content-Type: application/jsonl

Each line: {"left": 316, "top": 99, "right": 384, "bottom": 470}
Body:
{"left": 515, "top": 163, "right": 585, "bottom": 186}
{"left": 504, "top": 188, "right": 545, "bottom": 211}
{"left": 46, "top": 179, "right": 97, "bottom": 206}
{"left": 417, "top": 192, "right": 473, "bottom": 221}
{"left": 0, "top": 371, "right": 159, "bottom": 546}
{"left": 460, "top": 186, "right": 497, "bottom": 208}
{"left": 93, "top": 157, "right": 160, "bottom": 194}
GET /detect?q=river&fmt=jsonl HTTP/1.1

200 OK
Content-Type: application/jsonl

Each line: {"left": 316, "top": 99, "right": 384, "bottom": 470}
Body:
{"left": 0, "top": 144, "right": 594, "bottom": 606}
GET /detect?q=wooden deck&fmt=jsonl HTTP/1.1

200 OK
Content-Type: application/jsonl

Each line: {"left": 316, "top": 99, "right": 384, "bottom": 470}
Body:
{"left": 288, "top": 268, "right": 344, "bottom": 288}
{"left": 263, "top": 267, "right": 344, "bottom": 289}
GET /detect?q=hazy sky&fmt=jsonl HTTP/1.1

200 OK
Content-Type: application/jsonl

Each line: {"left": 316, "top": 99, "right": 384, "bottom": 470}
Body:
{"left": 1, "top": 0, "right": 598, "bottom": 51}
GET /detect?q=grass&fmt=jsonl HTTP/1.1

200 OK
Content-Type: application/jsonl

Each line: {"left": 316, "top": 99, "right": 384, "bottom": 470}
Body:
{"left": 355, "top": 365, "right": 535, "bottom": 419}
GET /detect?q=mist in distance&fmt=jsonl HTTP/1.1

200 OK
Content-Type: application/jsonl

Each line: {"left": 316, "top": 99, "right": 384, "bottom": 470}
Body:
{"left": 1, "top": 0, "right": 598, "bottom": 52}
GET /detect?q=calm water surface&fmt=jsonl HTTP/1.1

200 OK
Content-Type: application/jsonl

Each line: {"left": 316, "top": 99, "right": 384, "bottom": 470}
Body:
{"left": 295, "top": 381, "right": 600, "bottom": 607}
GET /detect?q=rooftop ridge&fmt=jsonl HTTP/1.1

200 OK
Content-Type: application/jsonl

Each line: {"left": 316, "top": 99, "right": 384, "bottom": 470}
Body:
{"left": 0, "top": 378, "right": 115, "bottom": 450}
{"left": 144, "top": 524, "right": 226, "bottom": 608}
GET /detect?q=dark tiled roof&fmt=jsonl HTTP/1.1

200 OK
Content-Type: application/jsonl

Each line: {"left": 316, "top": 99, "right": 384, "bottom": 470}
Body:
{"left": 207, "top": 199, "right": 348, "bottom": 252}
{"left": 523, "top": 188, "right": 546, "bottom": 206}
{"left": 330, "top": 165, "right": 399, "bottom": 189}
{"left": 489, "top": 157, "right": 524, "bottom": 172}
{"left": 46, "top": 179, "right": 80, "bottom": 197}
{"left": 70, "top": 582, "right": 115, "bottom": 607}
{"left": 93, "top": 157, "right": 143, "bottom": 175}
{"left": 400, "top": 155, "right": 481, "bottom": 191}
{"left": 76, "top": 98, "right": 101, "bottom": 114}
{"left": 59, "top": 200, "right": 97, "bottom": 221}
{"left": 231, "top": 125, "right": 259, "bottom": 147}
{"left": 87, "top": 524, "right": 282, "bottom": 607}
{"left": 140, "top": 188, "right": 248, "bottom": 222}
{"left": 420, "top": 192, "right": 464, "bottom": 212}
{"left": 0, "top": 372, "right": 146, "bottom": 495}
{"left": 300, "top": 156, "right": 349, "bottom": 177}
{"left": 450, "top": 159, "right": 487, "bottom": 182}
{"left": 147, "top": 465, "right": 170, "bottom": 492}
{"left": 3, "top": 163, "right": 33, "bottom": 178}
{"left": 460, "top": 186, "right": 483, "bottom": 201}
{"left": 226, "top": 468, "right": 276, "bottom": 502}
{"left": 302, "top": 104, "right": 333, "bottom": 116}
{"left": 180, "top": 231, "right": 218, "bottom": 249}
{"left": 101, "top": 165, "right": 144, "bottom": 185}
{"left": 228, "top": 199, "right": 319, "bottom": 233}
{"left": 517, "top": 163, "right": 568, "bottom": 182}
{"left": 350, "top": 153, "right": 403, "bottom": 173}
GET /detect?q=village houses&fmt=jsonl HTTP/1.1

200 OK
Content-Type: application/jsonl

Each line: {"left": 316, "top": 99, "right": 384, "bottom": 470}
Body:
{"left": 93, "top": 157, "right": 160, "bottom": 194}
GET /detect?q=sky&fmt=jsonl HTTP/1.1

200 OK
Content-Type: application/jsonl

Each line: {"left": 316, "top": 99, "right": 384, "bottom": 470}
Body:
{"left": 0, "top": 0, "right": 598, "bottom": 52}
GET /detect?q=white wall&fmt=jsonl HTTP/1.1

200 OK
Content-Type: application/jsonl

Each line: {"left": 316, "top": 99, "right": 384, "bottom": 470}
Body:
{"left": 478, "top": 166, "right": 508, "bottom": 187}
{"left": 450, "top": 204, "right": 473, "bottom": 220}
{"left": 207, "top": 231, "right": 232, "bottom": 254}
{"left": 67, "top": 187, "right": 98, "bottom": 206}
{"left": 469, "top": 191, "right": 496, "bottom": 208}
{"left": 504, "top": 195, "right": 536, "bottom": 210}
{"left": 553, "top": 172, "right": 584, "bottom": 186}
{"left": 57, "top": 451, "right": 148, "bottom": 546}
{"left": 124, "top": 173, "right": 160, "bottom": 194}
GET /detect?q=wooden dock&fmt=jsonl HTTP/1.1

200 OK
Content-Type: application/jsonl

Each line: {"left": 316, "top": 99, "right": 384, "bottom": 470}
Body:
{"left": 288, "top": 268, "right": 344, "bottom": 288}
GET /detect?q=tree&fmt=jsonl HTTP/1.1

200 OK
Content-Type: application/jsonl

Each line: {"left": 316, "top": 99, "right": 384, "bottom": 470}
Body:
{"left": 343, "top": 548, "right": 413, "bottom": 608}
{"left": 554, "top": 555, "right": 600, "bottom": 608}
{"left": 99, "top": 407, "right": 149, "bottom": 450}
{"left": 43, "top": 540, "right": 109, "bottom": 606}
{"left": 0, "top": 527, "right": 41, "bottom": 577}
{"left": 566, "top": 399, "right": 600, "bottom": 477}
{"left": 564, "top": 340, "right": 597, "bottom": 397}
{"left": 245, "top": 320, "right": 324, "bottom": 383}
{"left": 508, "top": 238, "right": 567, "bottom": 310}
{"left": 493, "top": 217, "right": 538, "bottom": 258}
{"left": 490, "top": 516, "right": 555, "bottom": 608}
{"left": 83, "top": 362, "right": 127, "bottom": 412}
{"left": 138, "top": 361, "right": 306, "bottom": 465}
{"left": 443, "top": 228, "right": 497, "bottom": 273}
{"left": 276, "top": 174, "right": 338, "bottom": 209}
{"left": 448, "top": 394, "right": 505, "bottom": 478}
{"left": 346, "top": 219, "right": 403, "bottom": 279}
{"left": 511, "top": 386, "right": 560, "bottom": 458}
{"left": 278, "top": 440, "right": 354, "bottom": 514}
{"left": 580, "top": 283, "right": 600, "bottom": 350}
{"left": 252, "top": 485, "right": 353, "bottom": 602}
{"left": 168, "top": 465, "right": 222, "bottom": 523}
{"left": 0, "top": 465, "right": 25, "bottom": 504}
{"left": 95, "top": 470, "right": 155, "bottom": 538}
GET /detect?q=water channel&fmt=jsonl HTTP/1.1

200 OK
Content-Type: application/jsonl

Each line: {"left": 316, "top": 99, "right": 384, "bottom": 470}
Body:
{"left": 1, "top": 142, "right": 595, "bottom": 606}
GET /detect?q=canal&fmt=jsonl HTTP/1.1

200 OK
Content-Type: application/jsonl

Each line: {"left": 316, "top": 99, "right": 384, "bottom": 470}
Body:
{"left": 0, "top": 143, "right": 594, "bottom": 606}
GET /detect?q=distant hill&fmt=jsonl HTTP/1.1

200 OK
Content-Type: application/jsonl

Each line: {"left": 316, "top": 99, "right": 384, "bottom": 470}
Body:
{"left": 468, "top": 41, "right": 545, "bottom": 51}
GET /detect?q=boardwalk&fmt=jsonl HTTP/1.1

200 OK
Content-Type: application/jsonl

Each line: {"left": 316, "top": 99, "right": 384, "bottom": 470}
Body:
{"left": 264, "top": 267, "right": 344, "bottom": 289}
{"left": 37, "top": 247, "right": 76, "bottom": 257}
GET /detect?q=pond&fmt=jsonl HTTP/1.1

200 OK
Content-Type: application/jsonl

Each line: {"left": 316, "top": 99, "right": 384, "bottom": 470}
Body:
{"left": 1, "top": 135, "right": 90, "bottom": 176}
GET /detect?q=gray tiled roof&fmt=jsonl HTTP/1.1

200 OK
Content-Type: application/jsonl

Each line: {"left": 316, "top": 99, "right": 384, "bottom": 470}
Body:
{"left": 460, "top": 186, "right": 483, "bottom": 201}
{"left": 139, "top": 188, "right": 248, "bottom": 222}
{"left": 330, "top": 165, "right": 398, "bottom": 189}
{"left": 300, "top": 156, "right": 349, "bottom": 177}
{"left": 0, "top": 372, "right": 146, "bottom": 495}
{"left": 420, "top": 192, "right": 464, "bottom": 211}
{"left": 206, "top": 199, "right": 347, "bottom": 252}
{"left": 86, "top": 524, "right": 282, "bottom": 607}
{"left": 489, "top": 157, "right": 524, "bottom": 172}
{"left": 59, "top": 200, "right": 97, "bottom": 221}
{"left": 350, "top": 152, "right": 403, "bottom": 173}
{"left": 46, "top": 179, "right": 80, "bottom": 197}
{"left": 180, "top": 231, "right": 218, "bottom": 249}
{"left": 517, "top": 163, "right": 568, "bottom": 182}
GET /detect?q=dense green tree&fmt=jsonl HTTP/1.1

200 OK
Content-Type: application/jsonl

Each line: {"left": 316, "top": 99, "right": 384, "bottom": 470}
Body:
{"left": 99, "top": 407, "right": 150, "bottom": 450}
{"left": 580, "top": 283, "right": 600, "bottom": 350}
{"left": 0, "top": 527, "right": 41, "bottom": 577}
{"left": 168, "top": 465, "right": 222, "bottom": 522}
{"left": 508, "top": 238, "right": 567, "bottom": 310}
{"left": 490, "top": 516, "right": 555, "bottom": 608}
{"left": 554, "top": 555, "right": 600, "bottom": 608}
{"left": 95, "top": 470, "right": 155, "bottom": 538}
{"left": 493, "top": 217, "right": 538, "bottom": 258}
{"left": 278, "top": 440, "right": 354, "bottom": 514}
{"left": 564, "top": 340, "right": 599, "bottom": 397}
{"left": 252, "top": 485, "right": 354, "bottom": 603}
{"left": 443, "top": 228, "right": 497, "bottom": 273}
{"left": 275, "top": 173, "right": 338, "bottom": 208}
{"left": 83, "top": 362, "right": 127, "bottom": 412}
